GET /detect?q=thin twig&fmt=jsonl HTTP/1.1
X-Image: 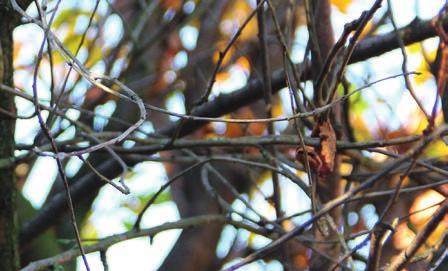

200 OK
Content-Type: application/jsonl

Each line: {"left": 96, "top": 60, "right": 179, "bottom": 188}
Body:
{"left": 385, "top": 200, "right": 448, "bottom": 271}
{"left": 256, "top": 0, "right": 283, "bottom": 223}
{"left": 27, "top": 0, "right": 90, "bottom": 269}
{"left": 223, "top": 126, "right": 447, "bottom": 271}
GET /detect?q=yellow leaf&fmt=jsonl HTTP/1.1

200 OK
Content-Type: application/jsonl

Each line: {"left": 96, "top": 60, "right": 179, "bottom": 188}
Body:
{"left": 272, "top": 99, "right": 283, "bottom": 117}
{"left": 406, "top": 43, "right": 421, "bottom": 54}
{"left": 339, "top": 163, "right": 353, "bottom": 175}
{"left": 85, "top": 46, "right": 105, "bottom": 68}
{"left": 359, "top": 21, "right": 373, "bottom": 39}
{"left": 81, "top": 219, "right": 98, "bottom": 240}
{"left": 425, "top": 221, "right": 447, "bottom": 248}
{"left": 331, "top": 0, "right": 352, "bottom": 13}
{"left": 424, "top": 140, "right": 448, "bottom": 158}
{"left": 405, "top": 44, "right": 436, "bottom": 85}
{"left": 13, "top": 42, "right": 22, "bottom": 68}
{"left": 414, "top": 60, "right": 434, "bottom": 85}
{"left": 350, "top": 114, "right": 372, "bottom": 141}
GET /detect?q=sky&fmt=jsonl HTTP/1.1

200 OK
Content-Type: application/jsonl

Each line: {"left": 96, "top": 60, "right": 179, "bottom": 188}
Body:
{"left": 12, "top": 0, "right": 445, "bottom": 270}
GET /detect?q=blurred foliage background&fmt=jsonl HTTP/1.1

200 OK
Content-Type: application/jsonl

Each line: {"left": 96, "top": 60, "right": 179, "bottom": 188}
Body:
{"left": 1, "top": 0, "right": 447, "bottom": 270}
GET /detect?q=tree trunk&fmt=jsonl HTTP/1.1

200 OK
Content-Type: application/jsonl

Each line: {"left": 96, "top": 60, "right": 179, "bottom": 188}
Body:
{"left": 0, "top": 1, "right": 19, "bottom": 270}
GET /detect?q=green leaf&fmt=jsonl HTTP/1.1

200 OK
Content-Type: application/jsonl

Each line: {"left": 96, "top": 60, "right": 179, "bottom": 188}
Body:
{"left": 407, "top": 222, "right": 418, "bottom": 234}
{"left": 121, "top": 191, "right": 173, "bottom": 215}
{"left": 139, "top": 191, "right": 172, "bottom": 205}
{"left": 123, "top": 220, "right": 134, "bottom": 231}
{"left": 53, "top": 9, "right": 98, "bottom": 29}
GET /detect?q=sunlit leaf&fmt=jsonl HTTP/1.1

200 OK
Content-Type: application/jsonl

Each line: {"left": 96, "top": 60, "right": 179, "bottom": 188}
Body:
{"left": 393, "top": 222, "right": 415, "bottom": 249}
{"left": 426, "top": 221, "right": 448, "bottom": 247}
{"left": 359, "top": 20, "right": 374, "bottom": 39}
{"left": 215, "top": 71, "right": 231, "bottom": 82}
{"left": 406, "top": 43, "right": 422, "bottom": 54}
{"left": 410, "top": 190, "right": 445, "bottom": 225}
{"left": 222, "top": 0, "right": 258, "bottom": 41}
{"left": 339, "top": 162, "right": 353, "bottom": 175}
{"left": 85, "top": 45, "right": 105, "bottom": 68}
{"left": 123, "top": 221, "right": 134, "bottom": 231}
{"left": 414, "top": 59, "right": 434, "bottom": 85}
{"left": 272, "top": 99, "right": 283, "bottom": 118}
{"left": 12, "top": 41, "right": 22, "bottom": 68}
{"left": 337, "top": 82, "right": 369, "bottom": 114}
{"left": 162, "top": 0, "right": 183, "bottom": 10}
{"left": 139, "top": 191, "right": 172, "bottom": 206}
{"left": 350, "top": 114, "right": 373, "bottom": 141}
{"left": 213, "top": 43, "right": 235, "bottom": 66}
{"left": 81, "top": 218, "right": 98, "bottom": 240}
{"left": 225, "top": 123, "right": 244, "bottom": 138}
{"left": 351, "top": 94, "right": 369, "bottom": 114}
{"left": 331, "top": 0, "right": 352, "bottom": 13}
{"left": 424, "top": 140, "right": 448, "bottom": 158}
{"left": 53, "top": 9, "right": 97, "bottom": 29}
{"left": 248, "top": 122, "right": 266, "bottom": 136}
{"left": 236, "top": 56, "right": 250, "bottom": 74}
{"left": 381, "top": 127, "right": 418, "bottom": 154}
{"left": 293, "top": 253, "right": 309, "bottom": 269}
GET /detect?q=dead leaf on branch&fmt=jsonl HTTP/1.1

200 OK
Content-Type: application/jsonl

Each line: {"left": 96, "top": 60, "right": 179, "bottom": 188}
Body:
{"left": 296, "top": 119, "right": 337, "bottom": 177}
{"left": 313, "top": 119, "right": 337, "bottom": 177}
{"left": 295, "top": 146, "right": 322, "bottom": 174}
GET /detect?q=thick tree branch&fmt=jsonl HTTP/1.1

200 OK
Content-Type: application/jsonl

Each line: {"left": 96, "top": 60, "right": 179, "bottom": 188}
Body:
{"left": 17, "top": 133, "right": 422, "bottom": 154}
{"left": 0, "top": 1, "right": 19, "bottom": 270}
{"left": 21, "top": 215, "right": 266, "bottom": 271}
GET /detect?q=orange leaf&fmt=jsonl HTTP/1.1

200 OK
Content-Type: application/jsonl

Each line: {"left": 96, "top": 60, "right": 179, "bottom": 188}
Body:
{"left": 162, "top": 0, "right": 182, "bottom": 11}
{"left": 293, "top": 254, "right": 309, "bottom": 269}
{"left": 236, "top": 56, "right": 250, "bottom": 73}
{"left": 225, "top": 123, "right": 244, "bottom": 138}
{"left": 213, "top": 44, "right": 235, "bottom": 66}
{"left": 248, "top": 122, "right": 266, "bottom": 135}
{"left": 222, "top": 0, "right": 258, "bottom": 41}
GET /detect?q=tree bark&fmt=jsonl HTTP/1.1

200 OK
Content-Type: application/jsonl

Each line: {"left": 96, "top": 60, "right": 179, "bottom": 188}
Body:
{"left": 307, "top": 0, "right": 342, "bottom": 270}
{"left": 0, "top": 1, "right": 19, "bottom": 270}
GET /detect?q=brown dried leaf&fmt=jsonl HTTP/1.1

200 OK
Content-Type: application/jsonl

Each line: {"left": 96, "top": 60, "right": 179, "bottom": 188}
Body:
{"left": 312, "top": 119, "right": 337, "bottom": 177}
{"left": 295, "top": 146, "right": 322, "bottom": 174}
